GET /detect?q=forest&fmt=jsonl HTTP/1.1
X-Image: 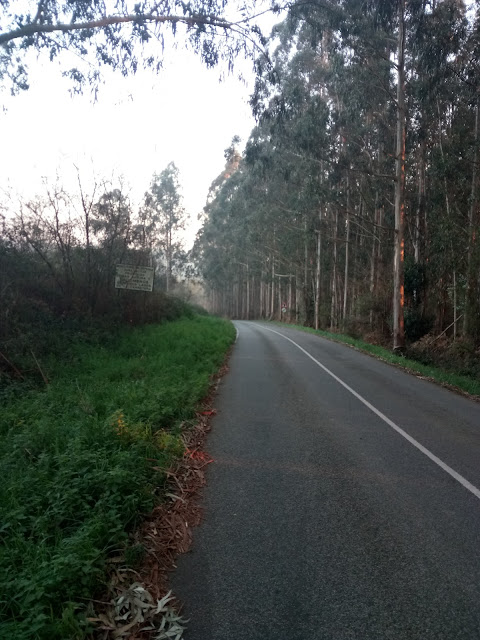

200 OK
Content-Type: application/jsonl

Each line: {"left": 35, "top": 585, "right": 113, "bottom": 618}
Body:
{"left": 194, "top": 0, "right": 480, "bottom": 359}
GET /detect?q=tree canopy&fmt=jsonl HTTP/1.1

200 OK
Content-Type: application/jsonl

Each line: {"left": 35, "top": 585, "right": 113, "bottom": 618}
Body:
{"left": 0, "top": 0, "right": 271, "bottom": 92}
{"left": 194, "top": 0, "right": 480, "bottom": 351}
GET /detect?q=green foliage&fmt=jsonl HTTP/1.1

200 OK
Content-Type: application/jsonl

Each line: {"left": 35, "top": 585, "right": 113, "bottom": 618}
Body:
{"left": 142, "top": 163, "right": 186, "bottom": 292}
{"left": 193, "top": 0, "right": 480, "bottom": 351}
{"left": 0, "top": 314, "right": 235, "bottom": 639}
{"left": 0, "top": 0, "right": 263, "bottom": 94}
{"left": 0, "top": 178, "right": 198, "bottom": 379}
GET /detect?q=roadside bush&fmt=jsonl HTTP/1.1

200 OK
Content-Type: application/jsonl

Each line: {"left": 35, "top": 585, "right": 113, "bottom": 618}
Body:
{"left": 0, "top": 315, "right": 235, "bottom": 639}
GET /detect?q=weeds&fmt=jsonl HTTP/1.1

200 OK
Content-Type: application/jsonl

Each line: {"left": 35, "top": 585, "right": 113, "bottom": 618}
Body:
{"left": 0, "top": 315, "right": 235, "bottom": 640}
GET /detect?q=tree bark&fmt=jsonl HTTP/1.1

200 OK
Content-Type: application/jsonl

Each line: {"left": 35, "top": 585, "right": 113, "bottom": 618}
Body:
{"left": 288, "top": 274, "right": 293, "bottom": 323}
{"left": 330, "top": 207, "right": 338, "bottom": 330}
{"left": 303, "top": 215, "right": 309, "bottom": 324}
{"left": 464, "top": 96, "right": 480, "bottom": 343}
{"left": 270, "top": 253, "right": 275, "bottom": 318}
{"left": 295, "top": 272, "right": 300, "bottom": 323}
{"left": 343, "top": 175, "right": 350, "bottom": 326}
{"left": 314, "top": 224, "right": 322, "bottom": 330}
{"left": 414, "top": 139, "right": 426, "bottom": 266}
{"left": 393, "top": 0, "right": 406, "bottom": 351}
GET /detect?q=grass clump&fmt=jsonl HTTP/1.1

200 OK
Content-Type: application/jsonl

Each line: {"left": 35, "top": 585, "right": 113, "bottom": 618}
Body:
{"left": 274, "top": 322, "right": 480, "bottom": 397}
{"left": 0, "top": 315, "right": 235, "bottom": 640}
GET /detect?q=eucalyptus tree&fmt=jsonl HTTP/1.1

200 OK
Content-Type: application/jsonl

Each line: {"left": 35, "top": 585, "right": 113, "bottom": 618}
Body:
{"left": 250, "top": 0, "right": 399, "bottom": 331}
{"left": 196, "top": 0, "right": 480, "bottom": 349}
{"left": 405, "top": 0, "right": 473, "bottom": 341}
{"left": 143, "top": 162, "right": 185, "bottom": 292}
{"left": 460, "top": 5, "right": 480, "bottom": 344}
{"left": 0, "top": 0, "right": 271, "bottom": 93}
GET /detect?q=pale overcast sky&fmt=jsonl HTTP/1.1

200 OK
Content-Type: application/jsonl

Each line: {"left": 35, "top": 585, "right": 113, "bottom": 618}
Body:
{"left": 0, "top": 37, "right": 261, "bottom": 246}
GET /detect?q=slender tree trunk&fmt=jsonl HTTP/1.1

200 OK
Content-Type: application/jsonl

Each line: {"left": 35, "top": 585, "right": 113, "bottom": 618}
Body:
{"left": 314, "top": 225, "right": 322, "bottom": 330}
{"left": 260, "top": 272, "right": 263, "bottom": 318}
{"left": 343, "top": 175, "right": 350, "bottom": 326}
{"left": 278, "top": 278, "right": 282, "bottom": 321}
{"left": 246, "top": 262, "right": 250, "bottom": 320}
{"left": 351, "top": 222, "right": 358, "bottom": 318}
{"left": 370, "top": 195, "right": 378, "bottom": 329}
{"left": 393, "top": 0, "right": 406, "bottom": 350}
{"left": 453, "top": 268, "right": 457, "bottom": 341}
{"left": 464, "top": 96, "right": 480, "bottom": 342}
{"left": 165, "top": 227, "right": 172, "bottom": 293}
{"left": 270, "top": 254, "right": 275, "bottom": 318}
{"left": 330, "top": 208, "right": 338, "bottom": 330}
{"left": 288, "top": 274, "right": 293, "bottom": 323}
{"left": 295, "top": 270, "right": 301, "bottom": 324}
{"left": 414, "top": 139, "right": 426, "bottom": 265}
{"left": 252, "top": 274, "right": 255, "bottom": 318}
{"left": 304, "top": 215, "right": 309, "bottom": 323}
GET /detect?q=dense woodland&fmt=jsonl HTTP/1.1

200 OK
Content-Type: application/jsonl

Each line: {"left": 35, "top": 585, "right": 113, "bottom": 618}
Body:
{"left": 194, "top": 0, "right": 480, "bottom": 351}
{"left": 0, "top": 164, "right": 191, "bottom": 373}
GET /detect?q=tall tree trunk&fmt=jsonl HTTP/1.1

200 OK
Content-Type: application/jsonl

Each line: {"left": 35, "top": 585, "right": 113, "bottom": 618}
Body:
{"left": 278, "top": 277, "right": 282, "bottom": 321}
{"left": 260, "top": 270, "right": 264, "bottom": 318}
{"left": 251, "top": 274, "right": 255, "bottom": 318}
{"left": 330, "top": 208, "right": 338, "bottom": 330}
{"left": 393, "top": 0, "right": 406, "bottom": 350}
{"left": 166, "top": 227, "right": 172, "bottom": 293}
{"left": 295, "top": 272, "right": 301, "bottom": 323}
{"left": 343, "top": 175, "right": 350, "bottom": 326}
{"left": 453, "top": 268, "right": 457, "bottom": 341}
{"left": 246, "top": 262, "right": 250, "bottom": 320}
{"left": 314, "top": 224, "right": 322, "bottom": 330}
{"left": 370, "top": 195, "right": 378, "bottom": 329}
{"left": 288, "top": 274, "right": 293, "bottom": 323}
{"left": 304, "top": 214, "right": 309, "bottom": 323}
{"left": 270, "top": 253, "right": 275, "bottom": 318}
{"left": 414, "top": 139, "right": 426, "bottom": 266}
{"left": 464, "top": 96, "right": 480, "bottom": 343}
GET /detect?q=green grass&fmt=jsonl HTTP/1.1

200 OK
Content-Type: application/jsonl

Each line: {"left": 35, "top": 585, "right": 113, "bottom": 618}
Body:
{"left": 0, "top": 315, "right": 235, "bottom": 640}
{"left": 273, "top": 322, "right": 480, "bottom": 397}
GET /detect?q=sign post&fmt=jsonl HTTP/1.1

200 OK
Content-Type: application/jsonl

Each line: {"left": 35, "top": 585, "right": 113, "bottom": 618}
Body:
{"left": 115, "top": 264, "right": 154, "bottom": 292}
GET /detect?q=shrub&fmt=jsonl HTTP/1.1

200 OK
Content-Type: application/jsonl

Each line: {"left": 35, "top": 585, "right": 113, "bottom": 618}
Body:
{"left": 0, "top": 315, "right": 235, "bottom": 639}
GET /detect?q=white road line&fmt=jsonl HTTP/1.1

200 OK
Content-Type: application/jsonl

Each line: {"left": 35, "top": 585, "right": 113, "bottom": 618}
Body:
{"left": 235, "top": 326, "right": 240, "bottom": 343}
{"left": 261, "top": 325, "right": 480, "bottom": 502}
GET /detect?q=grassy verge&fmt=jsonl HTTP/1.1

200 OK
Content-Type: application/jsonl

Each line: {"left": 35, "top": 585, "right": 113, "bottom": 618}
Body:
{"left": 273, "top": 322, "right": 480, "bottom": 398}
{"left": 0, "top": 315, "right": 235, "bottom": 640}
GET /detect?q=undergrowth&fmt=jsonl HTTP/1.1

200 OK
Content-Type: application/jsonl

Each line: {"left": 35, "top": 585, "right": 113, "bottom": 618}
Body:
{"left": 273, "top": 322, "right": 480, "bottom": 397}
{"left": 0, "top": 315, "right": 235, "bottom": 640}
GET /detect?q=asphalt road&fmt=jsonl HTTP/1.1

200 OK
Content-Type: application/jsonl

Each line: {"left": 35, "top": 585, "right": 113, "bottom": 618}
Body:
{"left": 173, "top": 321, "right": 480, "bottom": 639}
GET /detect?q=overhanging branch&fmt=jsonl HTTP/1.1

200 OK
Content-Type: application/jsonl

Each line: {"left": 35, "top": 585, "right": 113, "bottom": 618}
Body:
{"left": 0, "top": 12, "right": 236, "bottom": 46}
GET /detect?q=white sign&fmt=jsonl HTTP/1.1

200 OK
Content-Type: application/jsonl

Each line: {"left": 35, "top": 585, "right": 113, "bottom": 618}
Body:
{"left": 115, "top": 264, "right": 154, "bottom": 292}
